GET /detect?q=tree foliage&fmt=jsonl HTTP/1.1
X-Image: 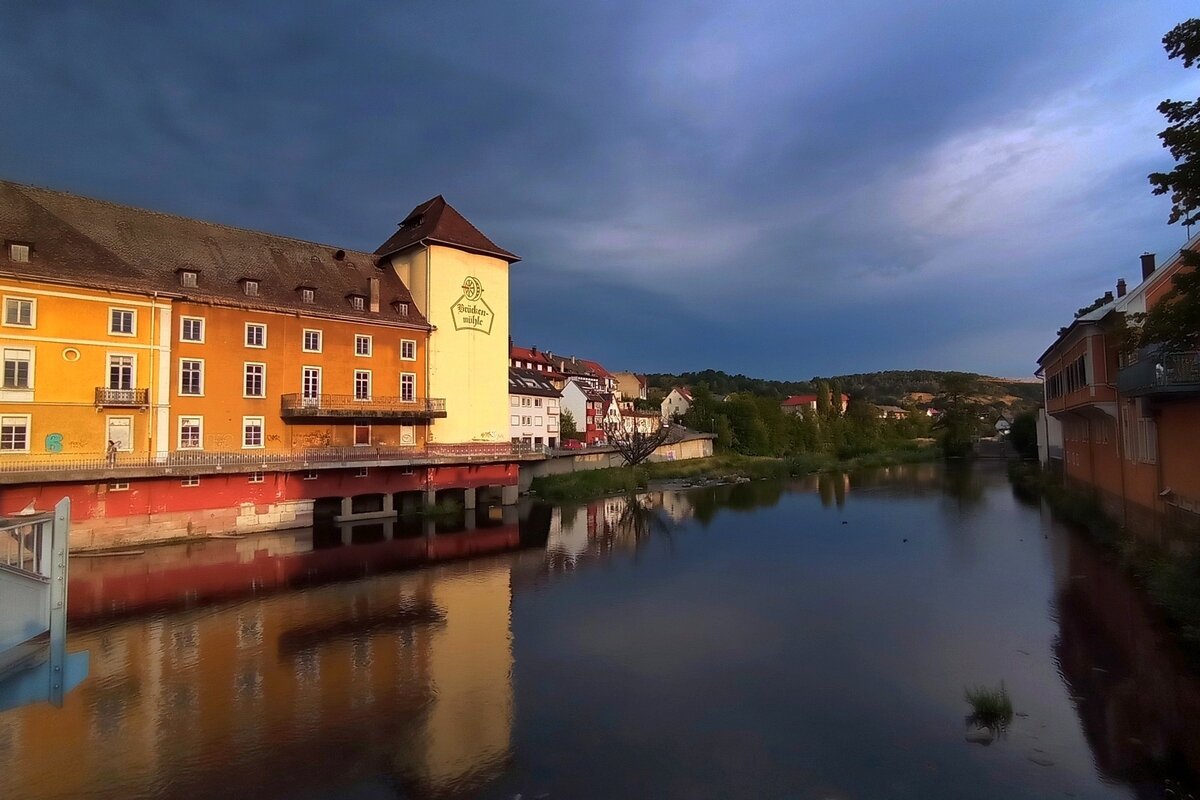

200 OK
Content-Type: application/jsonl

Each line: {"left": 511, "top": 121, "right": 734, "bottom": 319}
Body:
{"left": 560, "top": 408, "right": 578, "bottom": 439}
{"left": 1009, "top": 411, "right": 1039, "bottom": 461}
{"left": 932, "top": 374, "right": 982, "bottom": 459}
{"left": 1139, "top": 18, "right": 1200, "bottom": 353}
{"left": 602, "top": 419, "right": 673, "bottom": 466}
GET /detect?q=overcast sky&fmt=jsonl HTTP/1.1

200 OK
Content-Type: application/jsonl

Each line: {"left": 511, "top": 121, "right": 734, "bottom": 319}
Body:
{"left": 2, "top": 1, "right": 1196, "bottom": 379}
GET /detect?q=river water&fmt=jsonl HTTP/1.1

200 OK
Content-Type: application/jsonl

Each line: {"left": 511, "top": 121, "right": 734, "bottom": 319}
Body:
{"left": 2, "top": 462, "right": 1199, "bottom": 799}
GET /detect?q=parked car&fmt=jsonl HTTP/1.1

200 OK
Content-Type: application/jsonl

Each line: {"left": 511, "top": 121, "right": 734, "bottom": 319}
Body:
{"left": 560, "top": 439, "right": 584, "bottom": 450}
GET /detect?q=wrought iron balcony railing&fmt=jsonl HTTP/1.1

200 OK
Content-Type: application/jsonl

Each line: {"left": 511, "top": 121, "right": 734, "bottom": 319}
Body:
{"left": 1117, "top": 349, "right": 1200, "bottom": 397}
{"left": 95, "top": 387, "right": 150, "bottom": 407}
{"left": 280, "top": 394, "right": 447, "bottom": 420}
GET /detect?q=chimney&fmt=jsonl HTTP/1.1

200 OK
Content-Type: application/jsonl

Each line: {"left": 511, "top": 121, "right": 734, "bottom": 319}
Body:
{"left": 531, "top": 345, "right": 538, "bottom": 355}
{"left": 572, "top": 355, "right": 577, "bottom": 364}
{"left": 1104, "top": 291, "right": 1113, "bottom": 303}
{"left": 1116, "top": 278, "right": 1127, "bottom": 298}
{"left": 1140, "top": 252, "right": 1156, "bottom": 280}
{"left": 368, "top": 277, "right": 380, "bottom": 313}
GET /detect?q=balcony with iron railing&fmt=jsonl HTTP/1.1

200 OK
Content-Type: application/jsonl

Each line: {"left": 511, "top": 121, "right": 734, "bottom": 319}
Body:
{"left": 95, "top": 387, "right": 150, "bottom": 407}
{"left": 1117, "top": 348, "right": 1200, "bottom": 398}
{"left": 280, "top": 394, "right": 447, "bottom": 420}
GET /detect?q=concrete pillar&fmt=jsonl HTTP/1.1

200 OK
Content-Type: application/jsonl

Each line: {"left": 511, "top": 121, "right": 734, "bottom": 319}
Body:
{"left": 424, "top": 488, "right": 438, "bottom": 509}
{"left": 501, "top": 484, "right": 519, "bottom": 506}
{"left": 340, "top": 496, "right": 353, "bottom": 518}
{"left": 423, "top": 518, "right": 437, "bottom": 539}
{"left": 340, "top": 523, "right": 353, "bottom": 546}
{"left": 383, "top": 493, "right": 394, "bottom": 514}
{"left": 464, "top": 487, "right": 477, "bottom": 510}
{"left": 382, "top": 519, "right": 395, "bottom": 540}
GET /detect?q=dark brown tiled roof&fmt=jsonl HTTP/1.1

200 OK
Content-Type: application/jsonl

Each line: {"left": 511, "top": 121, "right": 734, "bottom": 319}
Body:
{"left": 508, "top": 368, "right": 561, "bottom": 398}
{"left": 374, "top": 195, "right": 519, "bottom": 262}
{"left": 0, "top": 179, "right": 429, "bottom": 329}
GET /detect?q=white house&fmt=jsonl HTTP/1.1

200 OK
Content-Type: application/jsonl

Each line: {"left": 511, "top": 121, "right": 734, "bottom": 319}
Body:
{"left": 661, "top": 386, "right": 693, "bottom": 421}
{"left": 509, "top": 368, "right": 561, "bottom": 448}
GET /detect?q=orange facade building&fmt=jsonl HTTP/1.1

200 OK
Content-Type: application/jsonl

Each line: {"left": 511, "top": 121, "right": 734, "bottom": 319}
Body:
{"left": 1037, "top": 248, "right": 1200, "bottom": 538}
{"left": 0, "top": 179, "right": 534, "bottom": 548}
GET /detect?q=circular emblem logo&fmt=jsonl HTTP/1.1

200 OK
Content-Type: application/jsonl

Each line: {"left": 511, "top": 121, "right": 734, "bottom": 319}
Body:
{"left": 461, "top": 276, "right": 483, "bottom": 301}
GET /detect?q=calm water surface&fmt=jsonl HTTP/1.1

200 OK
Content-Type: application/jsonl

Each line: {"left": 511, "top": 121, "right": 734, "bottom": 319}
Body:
{"left": 2, "top": 462, "right": 1199, "bottom": 799}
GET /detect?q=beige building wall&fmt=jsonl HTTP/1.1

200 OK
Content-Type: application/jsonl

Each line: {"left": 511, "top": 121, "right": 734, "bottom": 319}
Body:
{"left": 389, "top": 244, "right": 510, "bottom": 444}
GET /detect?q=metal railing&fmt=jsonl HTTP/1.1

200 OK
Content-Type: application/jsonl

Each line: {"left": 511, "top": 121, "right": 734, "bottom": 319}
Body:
{"left": 1117, "top": 349, "right": 1200, "bottom": 396}
{"left": 94, "top": 387, "right": 149, "bottom": 406}
{"left": 1, "top": 512, "right": 53, "bottom": 579}
{"left": 0, "top": 442, "right": 547, "bottom": 477}
{"left": 280, "top": 394, "right": 447, "bottom": 418}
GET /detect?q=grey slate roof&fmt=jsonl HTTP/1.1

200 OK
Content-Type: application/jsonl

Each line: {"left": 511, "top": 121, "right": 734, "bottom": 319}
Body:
{"left": 509, "top": 367, "right": 561, "bottom": 398}
{"left": 0, "top": 179, "right": 429, "bottom": 329}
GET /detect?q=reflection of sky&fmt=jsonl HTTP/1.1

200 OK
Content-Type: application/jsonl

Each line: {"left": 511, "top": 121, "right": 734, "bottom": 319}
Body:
{"left": 503, "top": 466, "right": 1133, "bottom": 799}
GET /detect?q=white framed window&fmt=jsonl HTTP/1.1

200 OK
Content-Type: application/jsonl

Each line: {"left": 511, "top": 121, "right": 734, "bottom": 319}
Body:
{"left": 181, "top": 476, "right": 200, "bottom": 488}
{"left": 522, "top": 416, "right": 532, "bottom": 425}
{"left": 396, "top": 302, "right": 408, "bottom": 315}
{"left": 400, "top": 339, "right": 416, "bottom": 361}
{"left": 180, "top": 316, "right": 205, "bottom": 343}
{"left": 510, "top": 396, "right": 520, "bottom": 407}
{"left": 300, "top": 288, "right": 315, "bottom": 304}
{"left": 179, "top": 359, "right": 204, "bottom": 396}
{"left": 535, "top": 416, "right": 543, "bottom": 425}
{"left": 107, "top": 354, "right": 135, "bottom": 390}
{"left": 355, "top": 335, "right": 372, "bottom": 357}
{"left": 179, "top": 270, "right": 198, "bottom": 288}
{"left": 242, "top": 280, "right": 259, "bottom": 297}
{"left": 8, "top": 243, "right": 30, "bottom": 262}
{"left": 2, "top": 347, "right": 32, "bottom": 390}
{"left": 400, "top": 373, "right": 416, "bottom": 403}
{"left": 247, "top": 471, "right": 265, "bottom": 484}
{"left": 0, "top": 415, "right": 29, "bottom": 452}
{"left": 302, "top": 471, "right": 318, "bottom": 480}
{"left": 244, "top": 363, "right": 266, "bottom": 398}
{"left": 353, "top": 424, "right": 371, "bottom": 446}
{"left": 108, "top": 482, "right": 129, "bottom": 492}
{"left": 245, "top": 323, "right": 267, "bottom": 348}
{"left": 354, "top": 467, "right": 368, "bottom": 478}
{"left": 511, "top": 415, "right": 520, "bottom": 425}
{"left": 242, "top": 416, "right": 264, "bottom": 449}
{"left": 3, "top": 297, "right": 35, "bottom": 328}
{"left": 350, "top": 296, "right": 365, "bottom": 311}
{"left": 302, "top": 329, "right": 322, "bottom": 353}
{"left": 109, "top": 307, "right": 136, "bottom": 336}
{"left": 354, "top": 370, "right": 372, "bottom": 401}
{"left": 106, "top": 416, "right": 133, "bottom": 452}
{"left": 1137, "top": 417, "right": 1158, "bottom": 464}
{"left": 178, "top": 416, "right": 203, "bottom": 449}
{"left": 534, "top": 398, "right": 542, "bottom": 407}
{"left": 301, "top": 366, "right": 321, "bottom": 400}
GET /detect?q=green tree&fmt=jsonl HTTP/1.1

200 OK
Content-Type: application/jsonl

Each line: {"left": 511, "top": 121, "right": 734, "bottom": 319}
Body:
{"left": 932, "top": 374, "right": 980, "bottom": 459}
{"left": 560, "top": 408, "right": 578, "bottom": 439}
{"left": 1140, "top": 18, "right": 1200, "bottom": 352}
{"left": 1009, "top": 411, "right": 1039, "bottom": 461}
{"left": 816, "top": 380, "right": 831, "bottom": 416}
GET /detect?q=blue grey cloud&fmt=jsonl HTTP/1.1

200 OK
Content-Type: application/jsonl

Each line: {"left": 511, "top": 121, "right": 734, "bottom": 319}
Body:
{"left": 0, "top": 0, "right": 1194, "bottom": 378}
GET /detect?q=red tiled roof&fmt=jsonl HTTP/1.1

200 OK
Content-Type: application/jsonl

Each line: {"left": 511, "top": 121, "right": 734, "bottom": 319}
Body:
{"left": 578, "top": 359, "right": 612, "bottom": 379}
{"left": 674, "top": 386, "right": 693, "bottom": 401}
{"left": 510, "top": 344, "right": 553, "bottom": 366}
{"left": 374, "top": 195, "right": 519, "bottom": 262}
{"left": 781, "top": 395, "right": 818, "bottom": 406}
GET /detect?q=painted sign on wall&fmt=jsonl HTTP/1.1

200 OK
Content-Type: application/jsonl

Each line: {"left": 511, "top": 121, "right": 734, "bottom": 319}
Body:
{"left": 450, "top": 276, "right": 493, "bottom": 334}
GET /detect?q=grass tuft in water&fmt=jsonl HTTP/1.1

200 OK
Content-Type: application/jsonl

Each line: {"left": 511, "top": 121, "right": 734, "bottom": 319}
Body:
{"left": 964, "top": 682, "right": 1014, "bottom": 734}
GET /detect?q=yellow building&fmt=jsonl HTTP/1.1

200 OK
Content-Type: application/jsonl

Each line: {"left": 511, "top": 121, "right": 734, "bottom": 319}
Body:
{"left": 0, "top": 179, "right": 528, "bottom": 546}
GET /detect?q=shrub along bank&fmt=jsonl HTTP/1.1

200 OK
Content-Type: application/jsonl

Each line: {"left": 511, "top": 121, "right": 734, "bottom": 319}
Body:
{"left": 1009, "top": 461, "right": 1200, "bottom": 661}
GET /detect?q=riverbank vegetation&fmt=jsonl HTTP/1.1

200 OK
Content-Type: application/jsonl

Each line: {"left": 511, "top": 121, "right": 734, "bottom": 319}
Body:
{"left": 531, "top": 447, "right": 937, "bottom": 502}
{"left": 1009, "top": 461, "right": 1200, "bottom": 659}
{"left": 964, "top": 683, "right": 1014, "bottom": 734}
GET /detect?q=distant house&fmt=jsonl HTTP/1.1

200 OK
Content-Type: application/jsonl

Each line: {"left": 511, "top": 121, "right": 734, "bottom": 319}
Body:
{"left": 544, "top": 353, "right": 616, "bottom": 394}
{"left": 661, "top": 386, "right": 693, "bottom": 421}
{"left": 509, "top": 343, "right": 556, "bottom": 374}
{"left": 612, "top": 371, "right": 648, "bottom": 401}
{"left": 874, "top": 405, "right": 909, "bottom": 420}
{"left": 618, "top": 401, "right": 661, "bottom": 434}
{"left": 781, "top": 393, "right": 849, "bottom": 415}
{"left": 560, "top": 379, "right": 618, "bottom": 445}
{"left": 508, "top": 368, "right": 561, "bottom": 448}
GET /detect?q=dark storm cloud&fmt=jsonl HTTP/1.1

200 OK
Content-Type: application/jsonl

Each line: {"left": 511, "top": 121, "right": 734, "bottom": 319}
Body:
{"left": 0, "top": 0, "right": 1194, "bottom": 377}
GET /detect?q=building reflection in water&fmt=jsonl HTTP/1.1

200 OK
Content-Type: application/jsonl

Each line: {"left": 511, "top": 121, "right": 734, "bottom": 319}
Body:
{"left": 0, "top": 507, "right": 548, "bottom": 800}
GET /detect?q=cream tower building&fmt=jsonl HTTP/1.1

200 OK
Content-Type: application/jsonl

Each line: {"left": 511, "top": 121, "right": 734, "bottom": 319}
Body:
{"left": 376, "top": 196, "right": 520, "bottom": 445}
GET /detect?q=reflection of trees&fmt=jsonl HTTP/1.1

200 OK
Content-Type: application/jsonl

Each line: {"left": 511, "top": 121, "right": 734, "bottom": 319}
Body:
{"left": 941, "top": 461, "right": 985, "bottom": 511}
{"left": 1053, "top": 533, "right": 1200, "bottom": 795}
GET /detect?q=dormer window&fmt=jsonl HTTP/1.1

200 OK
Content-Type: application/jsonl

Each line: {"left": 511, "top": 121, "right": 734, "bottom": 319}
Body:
{"left": 7, "top": 243, "right": 30, "bottom": 263}
{"left": 241, "top": 279, "right": 259, "bottom": 297}
{"left": 349, "top": 295, "right": 365, "bottom": 311}
{"left": 393, "top": 301, "right": 409, "bottom": 315}
{"left": 180, "top": 270, "right": 198, "bottom": 288}
{"left": 300, "top": 288, "right": 315, "bottom": 304}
